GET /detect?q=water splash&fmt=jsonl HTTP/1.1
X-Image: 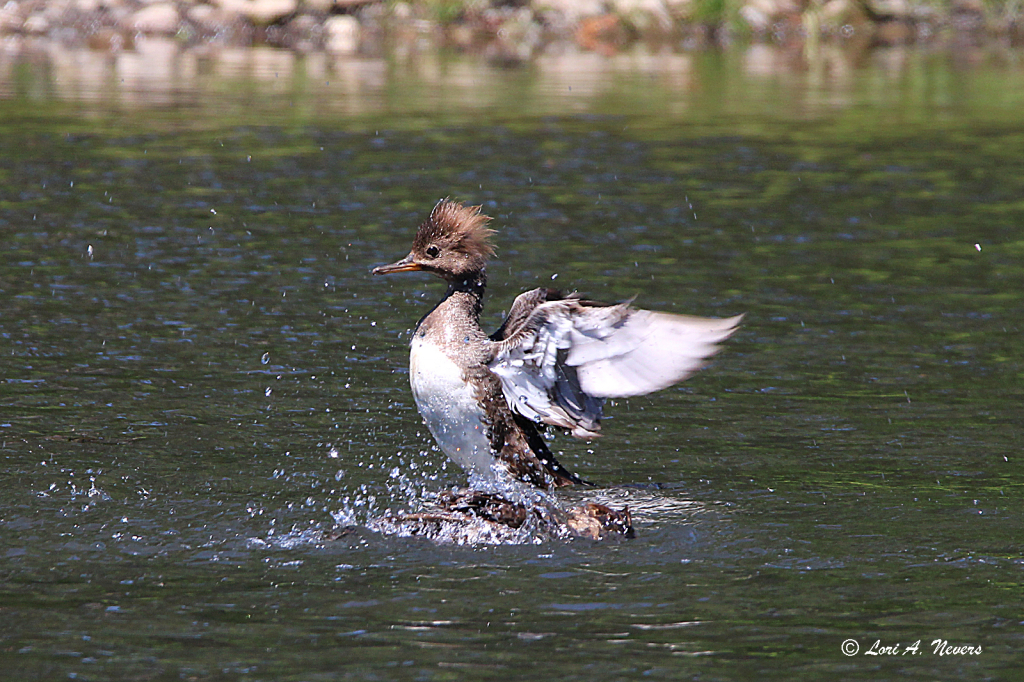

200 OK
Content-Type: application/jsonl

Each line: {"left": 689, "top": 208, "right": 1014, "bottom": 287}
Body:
{"left": 254, "top": 442, "right": 633, "bottom": 547}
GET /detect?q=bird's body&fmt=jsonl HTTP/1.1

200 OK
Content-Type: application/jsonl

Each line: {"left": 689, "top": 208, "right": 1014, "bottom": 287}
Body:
{"left": 405, "top": 280, "right": 582, "bottom": 490}
{"left": 373, "top": 199, "right": 741, "bottom": 494}
{"left": 407, "top": 291, "right": 497, "bottom": 484}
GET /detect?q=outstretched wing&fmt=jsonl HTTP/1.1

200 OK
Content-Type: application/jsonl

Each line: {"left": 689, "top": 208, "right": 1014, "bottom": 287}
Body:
{"left": 489, "top": 296, "right": 742, "bottom": 438}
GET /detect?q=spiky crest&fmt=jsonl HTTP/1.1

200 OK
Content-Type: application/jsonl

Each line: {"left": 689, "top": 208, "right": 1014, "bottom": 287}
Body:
{"left": 412, "top": 199, "right": 495, "bottom": 261}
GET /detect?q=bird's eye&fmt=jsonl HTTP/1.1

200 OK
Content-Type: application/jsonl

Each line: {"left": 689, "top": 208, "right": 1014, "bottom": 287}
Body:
{"left": 425, "top": 245, "right": 441, "bottom": 258}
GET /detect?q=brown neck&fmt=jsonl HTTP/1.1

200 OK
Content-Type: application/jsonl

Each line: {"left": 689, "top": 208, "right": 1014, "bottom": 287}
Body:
{"left": 446, "top": 269, "right": 486, "bottom": 303}
{"left": 415, "top": 269, "right": 487, "bottom": 335}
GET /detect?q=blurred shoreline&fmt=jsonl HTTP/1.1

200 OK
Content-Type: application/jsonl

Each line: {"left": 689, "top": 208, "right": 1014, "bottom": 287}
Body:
{"left": 2, "top": 2, "right": 1024, "bottom": 125}
{"left": 2, "top": 37, "right": 1023, "bottom": 123}
{"left": 0, "top": 0, "right": 1021, "bottom": 63}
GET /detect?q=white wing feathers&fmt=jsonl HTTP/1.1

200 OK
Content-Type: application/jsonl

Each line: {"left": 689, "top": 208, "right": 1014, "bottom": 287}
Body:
{"left": 488, "top": 292, "right": 741, "bottom": 439}
{"left": 573, "top": 309, "right": 743, "bottom": 397}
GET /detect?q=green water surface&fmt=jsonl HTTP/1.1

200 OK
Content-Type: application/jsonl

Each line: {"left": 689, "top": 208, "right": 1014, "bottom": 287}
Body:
{"left": 1, "top": 44, "right": 1022, "bottom": 680}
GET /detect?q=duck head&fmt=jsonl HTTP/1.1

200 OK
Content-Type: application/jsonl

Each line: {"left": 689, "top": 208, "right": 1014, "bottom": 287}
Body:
{"left": 372, "top": 199, "right": 495, "bottom": 282}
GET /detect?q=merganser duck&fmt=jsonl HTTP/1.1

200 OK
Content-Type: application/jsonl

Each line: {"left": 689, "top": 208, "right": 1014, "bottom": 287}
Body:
{"left": 372, "top": 199, "right": 742, "bottom": 493}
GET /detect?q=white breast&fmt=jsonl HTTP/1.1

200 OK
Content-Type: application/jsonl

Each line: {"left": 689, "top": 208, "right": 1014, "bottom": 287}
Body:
{"left": 409, "top": 336, "right": 497, "bottom": 485}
